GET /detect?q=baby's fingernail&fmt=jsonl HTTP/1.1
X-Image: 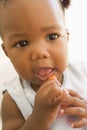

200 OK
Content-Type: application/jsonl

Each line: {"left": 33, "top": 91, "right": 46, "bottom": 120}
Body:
{"left": 71, "top": 123, "right": 74, "bottom": 128}
{"left": 57, "top": 81, "right": 61, "bottom": 86}
{"left": 64, "top": 89, "right": 70, "bottom": 96}
{"left": 68, "top": 94, "right": 70, "bottom": 97}
{"left": 60, "top": 109, "right": 64, "bottom": 114}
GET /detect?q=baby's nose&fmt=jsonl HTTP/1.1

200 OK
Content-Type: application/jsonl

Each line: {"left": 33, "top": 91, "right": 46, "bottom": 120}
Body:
{"left": 31, "top": 43, "right": 50, "bottom": 61}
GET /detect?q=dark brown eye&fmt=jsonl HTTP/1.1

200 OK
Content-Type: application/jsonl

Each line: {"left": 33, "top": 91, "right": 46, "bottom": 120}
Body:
{"left": 16, "top": 41, "right": 28, "bottom": 48}
{"left": 47, "top": 33, "right": 59, "bottom": 41}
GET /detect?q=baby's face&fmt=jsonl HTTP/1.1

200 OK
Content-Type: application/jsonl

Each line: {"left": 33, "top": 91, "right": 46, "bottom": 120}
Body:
{"left": 1, "top": 0, "right": 68, "bottom": 90}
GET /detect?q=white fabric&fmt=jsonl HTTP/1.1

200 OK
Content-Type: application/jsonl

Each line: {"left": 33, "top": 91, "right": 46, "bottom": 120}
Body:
{"left": 0, "top": 81, "right": 3, "bottom": 130}
{"left": 3, "top": 61, "right": 87, "bottom": 130}
{"left": 5, "top": 76, "right": 35, "bottom": 120}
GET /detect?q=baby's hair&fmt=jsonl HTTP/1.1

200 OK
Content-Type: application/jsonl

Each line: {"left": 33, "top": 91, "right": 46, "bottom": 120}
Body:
{"left": 0, "top": 0, "right": 71, "bottom": 37}
{"left": 60, "top": 0, "right": 70, "bottom": 9}
{"left": 0, "top": 0, "right": 71, "bottom": 9}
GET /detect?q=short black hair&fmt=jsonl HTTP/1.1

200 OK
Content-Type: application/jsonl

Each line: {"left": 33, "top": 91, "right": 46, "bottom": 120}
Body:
{"left": 60, "top": 0, "right": 71, "bottom": 9}
{"left": 0, "top": 0, "right": 71, "bottom": 38}
{"left": 0, "top": 0, "right": 71, "bottom": 9}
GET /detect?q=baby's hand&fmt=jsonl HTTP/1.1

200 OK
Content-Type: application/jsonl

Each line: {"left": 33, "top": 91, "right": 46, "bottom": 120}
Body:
{"left": 61, "top": 89, "right": 87, "bottom": 128}
{"left": 31, "top": 75, "right": 69, "bottom": 127}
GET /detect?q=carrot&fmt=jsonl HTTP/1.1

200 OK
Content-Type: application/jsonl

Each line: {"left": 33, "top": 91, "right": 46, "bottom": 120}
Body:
{"left": 48, "top": 74, "right": 61, "bottom": 86}
{"left": 48, "top": 74, "right": 57, "bottom": 80}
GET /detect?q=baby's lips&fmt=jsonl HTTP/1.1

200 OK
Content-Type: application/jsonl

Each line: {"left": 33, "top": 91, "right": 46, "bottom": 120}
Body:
{"left": 36, "top": 67, "right": 53, "bottom": 77}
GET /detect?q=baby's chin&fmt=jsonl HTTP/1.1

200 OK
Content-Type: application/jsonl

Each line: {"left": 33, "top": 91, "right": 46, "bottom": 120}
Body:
{"left": 30, "top": 80, "right": 44, "bottom": 91}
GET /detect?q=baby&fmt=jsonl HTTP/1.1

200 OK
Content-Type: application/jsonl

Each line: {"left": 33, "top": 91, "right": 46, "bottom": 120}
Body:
{"left": 0, "top": 0, "right": 87, "bottom": 130}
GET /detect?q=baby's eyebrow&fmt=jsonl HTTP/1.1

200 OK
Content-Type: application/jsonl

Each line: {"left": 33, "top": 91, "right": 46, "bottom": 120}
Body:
{"left": 9, "top": 25, "right": 61, "bottom": 39}
{"left": 41, "top": 25, "right": 60, "bottom": 32}
{"left": 9, "top": 33, "right": 26, "bottom": 39}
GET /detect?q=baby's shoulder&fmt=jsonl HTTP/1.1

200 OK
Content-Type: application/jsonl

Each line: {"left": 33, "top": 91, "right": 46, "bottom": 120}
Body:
{"left": 2, "top": 91, "right": 25, "bottom": 130}
{"left": 2, "top": 91, "right": 16, "bottom": 108}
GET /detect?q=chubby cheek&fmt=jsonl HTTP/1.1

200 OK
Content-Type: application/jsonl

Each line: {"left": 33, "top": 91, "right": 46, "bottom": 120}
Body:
{"left": 56, "top": 57, "right": 68, "bottom": 74}
{"left": 9, "top": 55, "right": 32, "bottom": 80}
{"left": 53, "top": 45, "right": 68, "bottom": 73}
{"left": 4, "top": 48, "right": 36, "bottom": 82}
{"left": 15, "top": 64, "right": 33, "bottom": 81}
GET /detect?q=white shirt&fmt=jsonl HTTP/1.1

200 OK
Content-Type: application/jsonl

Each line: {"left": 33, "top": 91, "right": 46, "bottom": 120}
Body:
{"left": 4, "top": 61, "right": 87, "bottom": 130}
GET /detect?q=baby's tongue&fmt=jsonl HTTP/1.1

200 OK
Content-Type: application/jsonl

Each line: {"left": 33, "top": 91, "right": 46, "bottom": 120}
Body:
{"left": 37, "top": 68, "right": 52, "bottom": 77}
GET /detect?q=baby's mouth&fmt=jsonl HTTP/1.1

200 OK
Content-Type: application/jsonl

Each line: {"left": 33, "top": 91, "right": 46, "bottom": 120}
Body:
{"left": 35, "top": 67, "right": 55, "bottom": 81}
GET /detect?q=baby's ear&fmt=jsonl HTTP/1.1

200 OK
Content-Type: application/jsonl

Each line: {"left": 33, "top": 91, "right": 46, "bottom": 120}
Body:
{"left": 66, "top": 28, "right": 69, "bottom": 42}
{"left": 1, "top": 43, "right": 8, "bottom": 57}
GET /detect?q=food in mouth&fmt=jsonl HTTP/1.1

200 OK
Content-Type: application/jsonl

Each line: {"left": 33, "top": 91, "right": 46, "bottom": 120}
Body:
{"left": 48, "top": 74, "right": 57, "bottom": 80}
{"left": 48, "top": 74, "right": 62, "bottom": 87}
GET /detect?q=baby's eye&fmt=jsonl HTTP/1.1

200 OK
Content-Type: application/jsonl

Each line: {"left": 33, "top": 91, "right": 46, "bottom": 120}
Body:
{"left": 47, "top": 33, "right": 59, "bottom": 41}
{"left": 16, "top": 41, "right": 28, "bottom": 48}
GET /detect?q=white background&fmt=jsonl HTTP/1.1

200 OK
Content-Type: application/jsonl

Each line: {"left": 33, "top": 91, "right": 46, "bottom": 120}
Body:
{"left": 66, "top": 0, "right": 87, "bottom": 61}
{"left": 0, "top": 0, "right": 87, "bottom": 129}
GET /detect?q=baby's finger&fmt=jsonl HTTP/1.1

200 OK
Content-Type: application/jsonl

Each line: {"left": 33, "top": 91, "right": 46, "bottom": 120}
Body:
{"left": 63, "top": 96, "right": 87, "bottom": 108}
{"left": 53, "top": 89, "right": 69, "bottom": 105}
{"left": 62, "top": 107, "right": 86, "bottom": 117}
{"left": 70, "top": 118, "right": 87, "bottom": 128}
{"left": 68, "top": 89, "right": 83, "bottom": 99}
